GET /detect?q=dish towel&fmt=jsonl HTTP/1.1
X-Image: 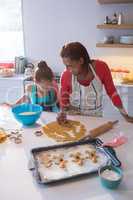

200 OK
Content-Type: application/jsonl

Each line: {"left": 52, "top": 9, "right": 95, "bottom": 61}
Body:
{"left": 102, "top": 134, "right": 128, "bottom": 148}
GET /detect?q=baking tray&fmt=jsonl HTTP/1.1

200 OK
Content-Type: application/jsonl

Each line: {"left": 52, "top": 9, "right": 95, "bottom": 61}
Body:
{"left": 30, "top": 138, "right": 121, "bottom": 184}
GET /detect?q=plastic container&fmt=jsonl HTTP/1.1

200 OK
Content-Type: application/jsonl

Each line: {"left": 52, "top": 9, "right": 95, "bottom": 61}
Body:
{"left": 12, "top": 103, "right": 43, "bottom": 126}
{"left": 99, "top": 165, "right": 123, "bottom": 189}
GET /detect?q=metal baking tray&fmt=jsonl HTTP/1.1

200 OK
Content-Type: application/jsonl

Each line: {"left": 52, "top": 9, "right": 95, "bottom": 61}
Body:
{"left": 30, "top": 138, "right": 121, "bottom": 184}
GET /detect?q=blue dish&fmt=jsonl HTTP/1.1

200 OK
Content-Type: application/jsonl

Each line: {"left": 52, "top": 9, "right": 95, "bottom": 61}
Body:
{"left": 12, "top": 103, "right": 43, "bottom": 126}
{"left": 99, "top": 165, "right": 123, "bottom": 189}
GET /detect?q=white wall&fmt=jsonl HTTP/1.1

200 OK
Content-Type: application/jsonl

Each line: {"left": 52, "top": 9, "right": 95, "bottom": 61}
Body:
{"left": 22, "top": 0, "right": 133, "bottom": 73}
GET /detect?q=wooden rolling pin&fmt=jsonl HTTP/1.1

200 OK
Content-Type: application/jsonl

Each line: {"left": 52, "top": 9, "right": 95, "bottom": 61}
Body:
{"left": 80, "top": 120, "right": 118, "bottom": 141}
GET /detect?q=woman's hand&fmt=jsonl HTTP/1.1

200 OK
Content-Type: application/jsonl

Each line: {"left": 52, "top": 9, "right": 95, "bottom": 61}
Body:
{"left": 56, "top": 112, "right": 67, "bottom": 125}
{"left": 119, "top": 107, "right": 133, "bottom": 123}
{"left": 124, "top": 114, "right": 133, "bottom": 123}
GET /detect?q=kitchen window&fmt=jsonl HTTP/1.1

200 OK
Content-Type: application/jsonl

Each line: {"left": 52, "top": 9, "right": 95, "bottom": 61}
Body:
{"left": 0, "top": 0, "right": 24, "bottom": 61}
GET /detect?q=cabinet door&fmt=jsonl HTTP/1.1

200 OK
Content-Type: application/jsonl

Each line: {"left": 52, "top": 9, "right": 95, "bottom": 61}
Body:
{"left": 127, "top": 87, "right": 133, "bottom": 116}
{"left": 103, "top": 94, "right": 122, "bottom": 118}
{"left": 0, "top": 87, "right": 8, "bottom": 104}
{"left": 103, "top": 87, "right": 124, "bottom": 118}
{"left": 103, "top": 86, "right": 133, "bottom": 117}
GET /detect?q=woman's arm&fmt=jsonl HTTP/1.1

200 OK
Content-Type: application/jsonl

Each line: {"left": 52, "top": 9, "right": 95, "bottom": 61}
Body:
{"left": 60, "top": 69, "right": 72, "bottom": 110}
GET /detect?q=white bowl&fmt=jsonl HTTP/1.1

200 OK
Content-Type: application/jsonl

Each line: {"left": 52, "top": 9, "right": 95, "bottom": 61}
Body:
{"left": 120, "top": 36, "right": 133, "bottom": 44}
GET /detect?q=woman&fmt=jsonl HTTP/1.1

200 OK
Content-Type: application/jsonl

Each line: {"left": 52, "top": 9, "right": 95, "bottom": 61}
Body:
{"left": 5, "top": 61, "right": 59, "bottom": 112}
{"left": 59, "top": 42, "right": 133, "bottom": 122}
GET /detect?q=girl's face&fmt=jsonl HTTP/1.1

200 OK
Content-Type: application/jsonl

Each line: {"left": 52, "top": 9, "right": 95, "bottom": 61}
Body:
{"left": 62, "top": 57, "right": 84, "bottom": 76}
{"left": 35, "top": 79, "right": 53, "bottom": 91}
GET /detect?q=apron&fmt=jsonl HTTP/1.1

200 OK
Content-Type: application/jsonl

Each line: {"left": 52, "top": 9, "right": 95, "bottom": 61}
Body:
{"left": 70, "top": 63, "right": 103, "bottom": 117}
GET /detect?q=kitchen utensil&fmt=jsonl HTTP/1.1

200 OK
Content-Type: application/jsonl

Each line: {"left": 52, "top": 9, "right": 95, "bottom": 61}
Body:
{"left": 80, "top": 120, "right": 118, "bottom": 141}
{"left": 102, "top": 135, "right": 128, "bottom": 148}
{"left": 30, "top": 138, "right": 121, "bottom": 184}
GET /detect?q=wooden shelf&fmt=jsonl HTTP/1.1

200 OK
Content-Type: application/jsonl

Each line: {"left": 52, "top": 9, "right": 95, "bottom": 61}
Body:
{"left": 97, "top": 24, "right": 133, "bottom": 29}
{"left": 96, "top": 43, "right": 133, "bottom": 48}
{"left": 98, "top": 0, "right": 133, "bottom": 4}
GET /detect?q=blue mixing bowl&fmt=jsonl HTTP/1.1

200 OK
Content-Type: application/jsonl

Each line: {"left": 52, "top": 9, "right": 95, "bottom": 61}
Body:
{"left": 99, "top": 165, "right": 123, "bottom": 189}
{"left": 12, "top": 103, "right": 43, "bottom": 126}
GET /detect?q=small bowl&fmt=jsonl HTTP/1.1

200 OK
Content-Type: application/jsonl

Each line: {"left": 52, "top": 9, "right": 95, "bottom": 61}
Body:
{"left": 12, "top": 103, "right": 43, "bottom": 126}
{"left": 120, "top": 35, "right": 133, "bottom": 44}
{"left": 98, "top": 165, "right": 123, "bottom": 189}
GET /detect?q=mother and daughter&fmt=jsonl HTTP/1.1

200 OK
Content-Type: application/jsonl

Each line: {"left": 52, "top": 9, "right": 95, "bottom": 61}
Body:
{"left": 5, "top": 42, "right": 133, "bottom": 123}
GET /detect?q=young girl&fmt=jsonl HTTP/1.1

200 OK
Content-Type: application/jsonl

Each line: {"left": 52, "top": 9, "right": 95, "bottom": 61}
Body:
{"left": 6, "top": 61, "right": 59, "bottom": 112}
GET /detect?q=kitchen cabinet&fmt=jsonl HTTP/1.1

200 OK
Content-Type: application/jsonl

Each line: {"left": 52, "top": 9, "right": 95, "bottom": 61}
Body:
{"left": 103, "top": 84, "right": 133, "bottom": 117}
{"left": 0, "top": 75, "right": 25, "bottom": 104}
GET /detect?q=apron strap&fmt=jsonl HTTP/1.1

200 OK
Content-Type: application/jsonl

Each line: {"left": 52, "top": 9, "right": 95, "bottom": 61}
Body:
{"left": 89, "top": 63, "right": 100, "bottom": 83}
{"left": 35, "top": 85, "right": 38, "bottom": 104}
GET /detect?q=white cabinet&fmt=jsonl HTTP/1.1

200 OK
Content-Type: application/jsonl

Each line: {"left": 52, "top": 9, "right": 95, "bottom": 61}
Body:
{"left": 103, "top": 85, "right": 133, "bottom": 117}
{"left": 103, "top": 88, "right": 122, "bottom": 118}
{"left": 0, "top": 75, "right": 24, "bottom": 104}
{"left": 126, "top": 86, "right": 133, "bottom": 116}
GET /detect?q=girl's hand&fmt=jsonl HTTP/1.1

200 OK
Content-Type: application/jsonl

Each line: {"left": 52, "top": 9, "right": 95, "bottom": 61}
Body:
{"left": 1, "top": 103, "right": 13, "bottom": 108}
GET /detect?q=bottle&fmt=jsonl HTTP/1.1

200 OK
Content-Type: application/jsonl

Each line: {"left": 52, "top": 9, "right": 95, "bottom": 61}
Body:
{"left": 118, "top": 13, "right": 123, "bottom": 25}
{"left": 104, "top": 16, "right": 112, "bottom": 24}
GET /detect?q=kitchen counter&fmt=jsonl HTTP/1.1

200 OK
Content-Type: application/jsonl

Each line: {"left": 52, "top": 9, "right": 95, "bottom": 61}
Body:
{"left": 0, "top": 74, "right": 25, "bottom": 80}
{"left": 0, "top": 108, "right": 133, "bottom": 200}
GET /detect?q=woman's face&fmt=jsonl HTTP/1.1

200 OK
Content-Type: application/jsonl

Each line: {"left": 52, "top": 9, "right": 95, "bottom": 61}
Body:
{"left": 62, "top": 57, "right": 84, "bottom": 76}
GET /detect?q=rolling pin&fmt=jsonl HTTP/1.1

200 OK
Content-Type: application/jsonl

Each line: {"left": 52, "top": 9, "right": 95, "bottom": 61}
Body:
{"left": 80, "top": 120, "right": 118, "bottom": 141}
